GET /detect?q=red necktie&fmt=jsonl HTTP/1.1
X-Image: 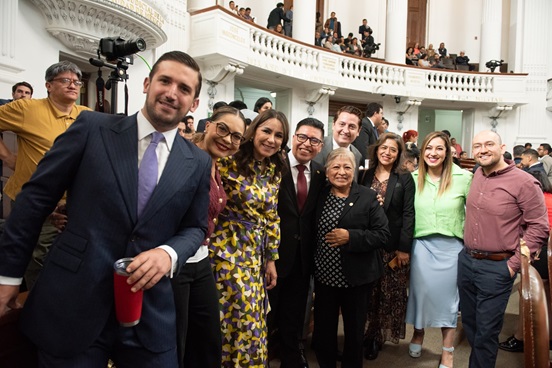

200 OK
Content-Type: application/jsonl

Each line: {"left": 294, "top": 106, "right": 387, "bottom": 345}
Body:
{"left": 296, "top": 164, "right": 307, "bottom": 213}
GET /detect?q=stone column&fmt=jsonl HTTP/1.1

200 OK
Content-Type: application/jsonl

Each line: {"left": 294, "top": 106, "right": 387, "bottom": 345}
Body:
{"left": 479, "top": 0, "right": 502, "bottom": 72}
{"left": 293, "top": 0, "right": 316, "bottom": 44}
{"left": 385, "top": 0, "right": 408, "bottom": 64}
{"left": 0, "top": 0, "right": 23, "bottom": 73}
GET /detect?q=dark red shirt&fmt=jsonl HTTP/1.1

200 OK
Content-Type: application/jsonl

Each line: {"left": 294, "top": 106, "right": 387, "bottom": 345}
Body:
{"left": 203, "top": 168, "right": 227, "bottom": 246}
{"left": 464, "top": 162, "right": 549, "bottom": 272}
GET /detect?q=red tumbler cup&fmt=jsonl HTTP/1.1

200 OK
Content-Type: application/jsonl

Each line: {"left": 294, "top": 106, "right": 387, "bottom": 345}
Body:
{"left": 113, "top": 258, "right": 143, "bottom": 327}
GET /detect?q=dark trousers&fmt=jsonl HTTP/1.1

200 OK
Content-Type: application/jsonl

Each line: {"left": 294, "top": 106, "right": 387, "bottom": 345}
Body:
{"left": 268, "top": 259, "right": 311, "bottom": 367}
{"left": 38, "top": 316, "right": 177, "bottom": 368}
{"left": 171, "top": 256, "right": 222, "bottom": 368}
{"left": 458, "top": 249, "right": 515, "bottom": 368}
{"left": 312, "top": 280, "right": 371, "bottom": 368}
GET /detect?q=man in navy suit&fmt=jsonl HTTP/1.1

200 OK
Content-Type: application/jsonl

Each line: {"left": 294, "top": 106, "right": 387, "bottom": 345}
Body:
{"left": 352, "top": 102, "right": 383, "bottom": 161}
{"left": 0, "top": 51, "right": 210, "bottom": 367}
{"left": 268, "top": 118, "right": 326, "bottom": 368}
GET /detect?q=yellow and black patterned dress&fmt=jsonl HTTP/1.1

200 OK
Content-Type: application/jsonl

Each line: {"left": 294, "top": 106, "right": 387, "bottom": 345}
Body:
{"left": 209, "top": 156, "right": 280, "bottom": 367}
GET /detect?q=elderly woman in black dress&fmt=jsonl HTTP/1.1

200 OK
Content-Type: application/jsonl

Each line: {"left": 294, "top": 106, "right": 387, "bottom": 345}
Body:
{"left": 360, "top": 132, "right": 415, "bottom": 360}
{"left": 312, "top": 148, "right": 390, "bottom": 368}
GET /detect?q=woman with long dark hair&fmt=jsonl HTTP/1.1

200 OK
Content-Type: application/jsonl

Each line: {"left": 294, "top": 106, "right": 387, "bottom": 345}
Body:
{"left": 172, "top": 106, "right": 247, "bottom": 368}
{"left": 209, "top": 109, "right": 289, "bottom": 367}
{"left": 253, "top": 97, "right": 273, "bottom": 114}
{"left": 360, "top": 132, "right": 415, "bottom": 360}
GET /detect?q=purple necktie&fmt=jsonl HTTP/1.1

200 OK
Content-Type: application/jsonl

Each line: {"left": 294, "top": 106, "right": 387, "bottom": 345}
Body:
{"left": 137, "top": 132, "right": 164, "bottom": 216}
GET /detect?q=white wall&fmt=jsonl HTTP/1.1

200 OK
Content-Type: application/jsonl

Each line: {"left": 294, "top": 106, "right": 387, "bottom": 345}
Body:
{"left": 426, "top": 0, "right": 482, "bottom": 62}
{"left": 2, "top": 1, "right": 73, "bottom": 99}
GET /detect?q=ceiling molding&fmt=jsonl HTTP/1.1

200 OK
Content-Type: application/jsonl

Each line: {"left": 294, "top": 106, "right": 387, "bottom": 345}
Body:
{"left": 29, "top": 0, "right": 168, "bottom": 56}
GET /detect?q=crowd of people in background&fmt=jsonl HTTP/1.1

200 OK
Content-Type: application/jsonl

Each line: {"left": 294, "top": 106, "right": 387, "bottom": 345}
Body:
{"left": 224, "top": 3, "right": 492, "bottom": 73}
{"left": 314, "top": 13, "right": 380, "bottom": 58}
{"left": 0, "top": 18, "right": 550, "bottom": 368}
{"left": 226, "top": 2, "right": 484, "bottom": 71}
{"left": 406, "top": 41, "right": 475, "bottom": 70}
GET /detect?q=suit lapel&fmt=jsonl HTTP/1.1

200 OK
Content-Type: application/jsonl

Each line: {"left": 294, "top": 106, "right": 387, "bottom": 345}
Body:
{"left": 101, "top": 115, "right": 139, "bottom": 224}
{"left": 339, "top": 182, "right": 360, "bottom": 221}
{"left": 320, "top": 136, "right": 333, "bottom": 165}
{"left": 384, "top": 172, "right": 398, "bottom": 212}
{"left": 304, "top": 161, "right": 325, "bottom": 212}
{"left": 282, "top": 164, "right": 299, "bottom": 211}
{"left": 137, "top": 136, "right": 197, "bottom": 225}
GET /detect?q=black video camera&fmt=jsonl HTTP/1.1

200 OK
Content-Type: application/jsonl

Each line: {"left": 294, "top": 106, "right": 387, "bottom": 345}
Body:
{"left": 99, "top": 37, "right": 146, "bottom": 63}
{"left": 364, "top": 43, "right": 381, "bottom": 57}
{"left": 485, "top": 59, "right": 503, "bottom": 72}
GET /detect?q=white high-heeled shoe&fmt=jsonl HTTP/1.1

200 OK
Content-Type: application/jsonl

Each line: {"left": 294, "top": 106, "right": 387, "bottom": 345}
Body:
{"left": 408, "top": 342, "right": 422, "bottom": 358}
{"left": 408, "top": 329, "right": 424, "bottom": 358}
{"left": 439, "top": 346, "right": 454, "bottom": 368}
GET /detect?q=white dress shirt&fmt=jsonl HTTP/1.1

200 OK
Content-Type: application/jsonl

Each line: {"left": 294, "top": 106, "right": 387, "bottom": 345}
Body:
{"left": 137, "top": 111, "right": 180, "bottom": 277}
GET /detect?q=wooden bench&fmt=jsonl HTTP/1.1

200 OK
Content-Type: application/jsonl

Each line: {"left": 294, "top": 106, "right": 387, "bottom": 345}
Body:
{"left": 520, "top": 241, "right": 551, "bottom": 368}
{"left": 459, "top": 158, "right": 476, "bottom": 171}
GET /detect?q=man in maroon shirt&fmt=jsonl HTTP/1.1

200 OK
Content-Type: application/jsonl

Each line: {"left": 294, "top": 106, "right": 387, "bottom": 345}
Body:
{"left": 458, "top": 130, "right": 549, "bottom": 368}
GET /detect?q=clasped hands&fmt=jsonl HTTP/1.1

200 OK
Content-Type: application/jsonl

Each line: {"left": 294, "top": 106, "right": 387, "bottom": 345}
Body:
{"left": 325, "top": 228, "right": 349, "bottom": 248}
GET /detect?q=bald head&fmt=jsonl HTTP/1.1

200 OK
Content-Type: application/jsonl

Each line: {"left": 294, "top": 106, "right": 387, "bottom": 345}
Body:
{"left": 474, "top": 130, "right": 502, "bottom": 145}
{"left": 472, "top": 130, "right": 507, "bottom": 174}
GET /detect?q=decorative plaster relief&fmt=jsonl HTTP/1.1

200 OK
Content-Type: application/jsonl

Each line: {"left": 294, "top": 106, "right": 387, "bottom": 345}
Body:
{"left": 29, "top": 0, "right": 168, "bottom": 56}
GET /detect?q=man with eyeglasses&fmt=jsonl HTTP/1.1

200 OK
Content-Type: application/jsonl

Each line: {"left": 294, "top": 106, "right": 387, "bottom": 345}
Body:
{"left": 0, "top": 60, "right": 90, "bottom": 289}
{"left": 458, "top": 130, "right": 548, "bottom": 368}
{"left": 268, "top": 117, "right": 326, "bottom": 368}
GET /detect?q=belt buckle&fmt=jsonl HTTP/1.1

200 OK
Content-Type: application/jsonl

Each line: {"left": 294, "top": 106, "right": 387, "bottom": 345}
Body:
{"left": 470, "top": 250, "right": 488, "bottom": 259}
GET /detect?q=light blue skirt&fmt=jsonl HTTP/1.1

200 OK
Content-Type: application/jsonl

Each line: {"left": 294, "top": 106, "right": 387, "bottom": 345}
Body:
{"left": 405, "top": 235, "right": 463, "bottom": 329}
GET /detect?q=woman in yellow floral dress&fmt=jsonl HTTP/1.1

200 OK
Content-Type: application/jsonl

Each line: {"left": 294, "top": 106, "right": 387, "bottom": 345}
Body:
{"left": 209, "top": 109, "right": 289, "bottom": 367}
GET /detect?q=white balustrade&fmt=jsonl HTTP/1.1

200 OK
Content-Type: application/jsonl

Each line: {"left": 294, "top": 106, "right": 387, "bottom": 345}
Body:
{"left": 190, "top": 7, "right": 528, "bottom": 105}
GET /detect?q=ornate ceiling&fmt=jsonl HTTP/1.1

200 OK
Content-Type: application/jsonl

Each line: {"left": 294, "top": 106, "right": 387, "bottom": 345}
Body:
{"left": 29, "top": 0, "right": 168, "bottom": 56}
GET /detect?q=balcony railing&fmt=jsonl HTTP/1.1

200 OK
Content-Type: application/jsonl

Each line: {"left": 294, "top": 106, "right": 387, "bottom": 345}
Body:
{"left": 190, "top": 6, "right": 528, "bottom": 105}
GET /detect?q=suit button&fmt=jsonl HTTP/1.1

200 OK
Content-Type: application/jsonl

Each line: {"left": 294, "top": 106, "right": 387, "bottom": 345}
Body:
{"left": 130, "top": 236, "right": 137, "bottom": 242}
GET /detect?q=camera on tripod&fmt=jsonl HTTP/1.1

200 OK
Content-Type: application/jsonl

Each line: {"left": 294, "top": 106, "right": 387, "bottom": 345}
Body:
{"left": 89, "top": 36, "right": 147, "bottom": 115}
{"left": 485, "top": 59, "right": 503, "bottom": 73}
{"left": 364, "top": 43, "right": 380, "bottom": 58}
{"left": 99, "top": 37, "right": 146, "bottom": 63}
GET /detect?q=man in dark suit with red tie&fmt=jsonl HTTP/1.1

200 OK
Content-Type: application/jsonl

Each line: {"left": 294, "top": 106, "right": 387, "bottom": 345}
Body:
{"left": 268, "top": 118, "right": 326, "bottom": 368}
{"left": 0, "top": 51, "right": 210, "bottom": 367}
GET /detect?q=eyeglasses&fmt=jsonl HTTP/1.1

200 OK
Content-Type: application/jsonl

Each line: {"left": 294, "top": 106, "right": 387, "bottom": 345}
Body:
{"left": 50, "top": 78, "right": 84, "bottom": 87}
{"left": 295, "top": 133, "right": 323, "bottom": 147}
{"left": 215, "top": 123, "right": 244, "bottom": 146}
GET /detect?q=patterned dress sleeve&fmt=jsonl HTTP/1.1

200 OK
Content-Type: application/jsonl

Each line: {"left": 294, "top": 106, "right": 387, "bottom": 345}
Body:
{"left": 264, "top": 174, "right": 281, "bottom": 261}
